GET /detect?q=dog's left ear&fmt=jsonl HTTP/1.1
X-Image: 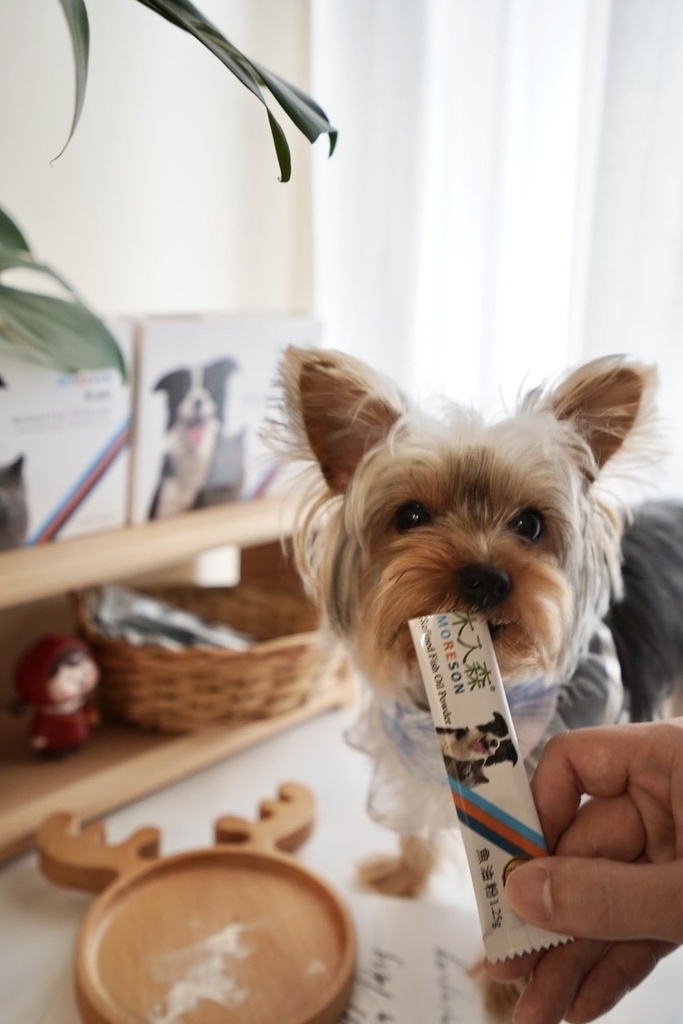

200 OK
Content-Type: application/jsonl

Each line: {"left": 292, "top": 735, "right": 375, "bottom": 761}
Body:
{"left": 277, "top": 346, "right": 408, "bottom": 494}
{"left": 543, "top": 357, "right": 657, "bottom": 470}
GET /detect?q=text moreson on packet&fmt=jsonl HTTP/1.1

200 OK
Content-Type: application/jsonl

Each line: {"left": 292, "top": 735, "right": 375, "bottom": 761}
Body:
{"left": 409, "top": 611, "right": 571, "bottom": 962}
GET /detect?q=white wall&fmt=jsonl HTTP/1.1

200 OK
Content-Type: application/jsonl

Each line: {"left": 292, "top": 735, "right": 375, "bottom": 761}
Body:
{"left": 0, "top": 0, "right": 314, "bottom": 317}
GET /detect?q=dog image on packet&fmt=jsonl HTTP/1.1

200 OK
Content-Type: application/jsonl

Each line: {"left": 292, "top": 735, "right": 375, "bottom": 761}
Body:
{"left": 409, "top": 610, "right": 571, "bottom": 962}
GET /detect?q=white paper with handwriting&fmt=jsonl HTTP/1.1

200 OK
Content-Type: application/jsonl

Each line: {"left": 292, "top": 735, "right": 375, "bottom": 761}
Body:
{"left": 339, "top": 894, "right": 683, "bottom": 1024}
{"left": 340, "top": 894, "right": 488, "bottom": 1024}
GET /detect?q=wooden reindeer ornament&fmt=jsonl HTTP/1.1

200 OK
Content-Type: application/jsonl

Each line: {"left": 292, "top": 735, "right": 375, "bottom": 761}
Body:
{"left": 38, "top": 783, "right": 356, "bottom": 1024}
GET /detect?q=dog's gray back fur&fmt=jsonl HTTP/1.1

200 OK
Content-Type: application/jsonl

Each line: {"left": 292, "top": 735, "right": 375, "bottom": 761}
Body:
{"left": 607, "top": 500, "right": 683, "bottom": 721}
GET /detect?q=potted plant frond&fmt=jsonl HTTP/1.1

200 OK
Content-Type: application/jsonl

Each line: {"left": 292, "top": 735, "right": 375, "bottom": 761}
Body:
{"left": 0, "top": 0, "right": 336, "bottom": 375}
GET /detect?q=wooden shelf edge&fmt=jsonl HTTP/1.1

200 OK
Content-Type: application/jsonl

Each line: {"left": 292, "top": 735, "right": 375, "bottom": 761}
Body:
{"left": 0, "top": 666, "right": 358, "bottom": 865}
{"left": 0, "top": 497, "right": 295, "bottom": 609}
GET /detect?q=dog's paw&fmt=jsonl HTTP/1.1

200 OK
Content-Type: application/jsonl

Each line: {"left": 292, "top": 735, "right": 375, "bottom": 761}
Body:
{"left": 356, "top": 851, "right": 427, "bottom": 897}
{"left": 356, "top": 834, "right": 435, "bottom": 898}
{"left": 470, "top": 957, "right": 526, "bottom": 1022}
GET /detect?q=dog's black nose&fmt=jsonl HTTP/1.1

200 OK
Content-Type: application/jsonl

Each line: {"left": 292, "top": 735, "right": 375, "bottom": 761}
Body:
{"left": 458, "top": 564, "right": 511, "bottom": 610}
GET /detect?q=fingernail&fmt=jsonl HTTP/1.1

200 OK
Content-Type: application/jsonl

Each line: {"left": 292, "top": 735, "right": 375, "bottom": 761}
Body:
{"left": 506, "top": 864, "right": 553, "bottom": 922}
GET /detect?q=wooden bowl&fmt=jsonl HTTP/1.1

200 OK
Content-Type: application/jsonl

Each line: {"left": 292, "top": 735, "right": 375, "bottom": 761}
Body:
{"left": 38, "top": 783, "right": 355, "bottom": 1024}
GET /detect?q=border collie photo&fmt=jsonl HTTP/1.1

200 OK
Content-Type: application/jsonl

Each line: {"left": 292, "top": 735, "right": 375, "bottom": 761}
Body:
{"left": 436, "top": 712, "right": 518, "bottom": 789}
{"left": 148, "top": 358, "right": 245, "bottom": 519}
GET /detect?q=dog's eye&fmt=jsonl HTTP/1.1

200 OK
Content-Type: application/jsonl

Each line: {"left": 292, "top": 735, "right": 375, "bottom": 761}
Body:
{"left": 509, "top": 508, "right": 544, "bottom": 543}
{"left": 395, "top": 502, "right": 433, "bottom": 533}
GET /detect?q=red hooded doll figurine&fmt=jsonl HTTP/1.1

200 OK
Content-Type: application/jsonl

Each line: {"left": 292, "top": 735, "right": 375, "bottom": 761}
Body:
{"left": 14, "top": 635, "right": 100, "bottom": 755}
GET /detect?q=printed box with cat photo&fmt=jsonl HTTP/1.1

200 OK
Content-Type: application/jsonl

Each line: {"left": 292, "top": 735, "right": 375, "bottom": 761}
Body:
{"left": 129, "top": 313, "right": 321, "bottom": 524}
{"left": 0, "top": 322, "right": 133, "bottom": 550}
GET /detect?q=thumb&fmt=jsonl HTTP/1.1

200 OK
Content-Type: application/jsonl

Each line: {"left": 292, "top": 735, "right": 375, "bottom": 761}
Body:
{"left": 506, "top": 857, "right": 683, "bottom": 943}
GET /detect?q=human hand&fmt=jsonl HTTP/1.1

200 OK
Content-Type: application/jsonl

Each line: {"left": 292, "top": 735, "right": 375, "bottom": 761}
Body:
{"left": 485, "top": 719, "right": 683, "bottom": 1023}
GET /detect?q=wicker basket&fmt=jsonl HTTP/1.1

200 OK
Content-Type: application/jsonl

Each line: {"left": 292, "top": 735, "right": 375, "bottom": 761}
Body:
{"left": 73, "top": 582, "right": 335, "bottom": 733}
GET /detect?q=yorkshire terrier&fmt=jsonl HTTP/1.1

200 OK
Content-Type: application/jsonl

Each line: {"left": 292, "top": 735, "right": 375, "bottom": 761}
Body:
{"left": 269, "top": 345, "right": 683, "bottom": 1017}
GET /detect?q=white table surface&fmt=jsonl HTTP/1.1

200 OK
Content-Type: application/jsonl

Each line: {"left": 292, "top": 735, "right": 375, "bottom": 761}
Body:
{"left": 2, "top": 700, "right": 683, "bottom": 1024}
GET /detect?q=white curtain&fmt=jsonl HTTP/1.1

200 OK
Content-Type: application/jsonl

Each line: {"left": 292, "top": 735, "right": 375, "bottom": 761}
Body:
{"left": 580, "top": 0, "right": 683, "bottom": 495}
{"left": 310, "top": 0, "right": 683, "bottom": 496}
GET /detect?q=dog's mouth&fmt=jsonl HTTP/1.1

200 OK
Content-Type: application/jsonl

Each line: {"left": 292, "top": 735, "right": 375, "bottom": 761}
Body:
{"left": 185, "top": 414, "right": 208, "bottom": 447}
{"left": 472, "top": 738, "right": 490, "bottom": 755}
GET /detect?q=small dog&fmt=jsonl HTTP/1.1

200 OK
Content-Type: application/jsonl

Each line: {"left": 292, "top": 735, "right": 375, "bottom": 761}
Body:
{"left": 149, "top": 359, "right": 244, "bottom": 519}
{"left": 269, "top": 345, "right": 683, "bottom": 1015}
{"left": 437, "top": 713, "right": 519, "bottom": 788}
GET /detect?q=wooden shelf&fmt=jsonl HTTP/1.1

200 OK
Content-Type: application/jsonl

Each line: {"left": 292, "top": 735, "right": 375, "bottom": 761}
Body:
{"left": 0, "top": 661, "right": 357, "bottom": 864}
{"left": 0, "top": 497, "right": 294, "bottom": 610}
{"left": 0, "top": 492, "right": 353, "bottom": 868}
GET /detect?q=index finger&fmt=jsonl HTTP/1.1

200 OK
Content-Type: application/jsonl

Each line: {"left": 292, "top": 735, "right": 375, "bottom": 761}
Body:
{"left": 555, "top": 793, "right": 645, "bottom": 860}
{"left": 530, "top": 721, "right": 683, "bottom": 849}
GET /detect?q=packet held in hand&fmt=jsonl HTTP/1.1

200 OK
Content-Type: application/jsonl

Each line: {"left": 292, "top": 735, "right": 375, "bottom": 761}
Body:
{"left": 409, "top": 611, "right": 571, "bottom": 962}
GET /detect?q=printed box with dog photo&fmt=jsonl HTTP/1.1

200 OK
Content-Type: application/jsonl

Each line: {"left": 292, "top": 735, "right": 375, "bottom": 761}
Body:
{"left": 129, "top": 313, "right": 320, "bottom": 523}
{"left": 0, "top": 321, "right": 133, "bottom": 549}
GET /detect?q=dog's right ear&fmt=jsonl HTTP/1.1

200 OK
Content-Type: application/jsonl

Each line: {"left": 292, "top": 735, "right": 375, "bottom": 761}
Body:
{"left": 277, "top": 346, "right": 408, "bottom": 494}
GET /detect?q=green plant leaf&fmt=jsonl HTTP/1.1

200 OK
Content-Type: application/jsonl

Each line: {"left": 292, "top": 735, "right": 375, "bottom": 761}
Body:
{"left": 52, "top": 0, "right": 337, "bottom": 177}
{"left": 251, "top": 63, "right": 338, "bottom": 154}
{"left": 0, "top": 206, "right": 126, "bottom": 376}
{"left": 133, "top": 0, "right": 336, "bottom": 180}
{"left": 0, "top": 251, "right": 75, "bottom": 294}
{"left": 0, "top": 286, "right": 125, "bottom": 375}
{"left": 0, "top": 207, "right": 30, "bottom": 253}
{"left": 55, "top": 0, "right": 90, "bottom": 161}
